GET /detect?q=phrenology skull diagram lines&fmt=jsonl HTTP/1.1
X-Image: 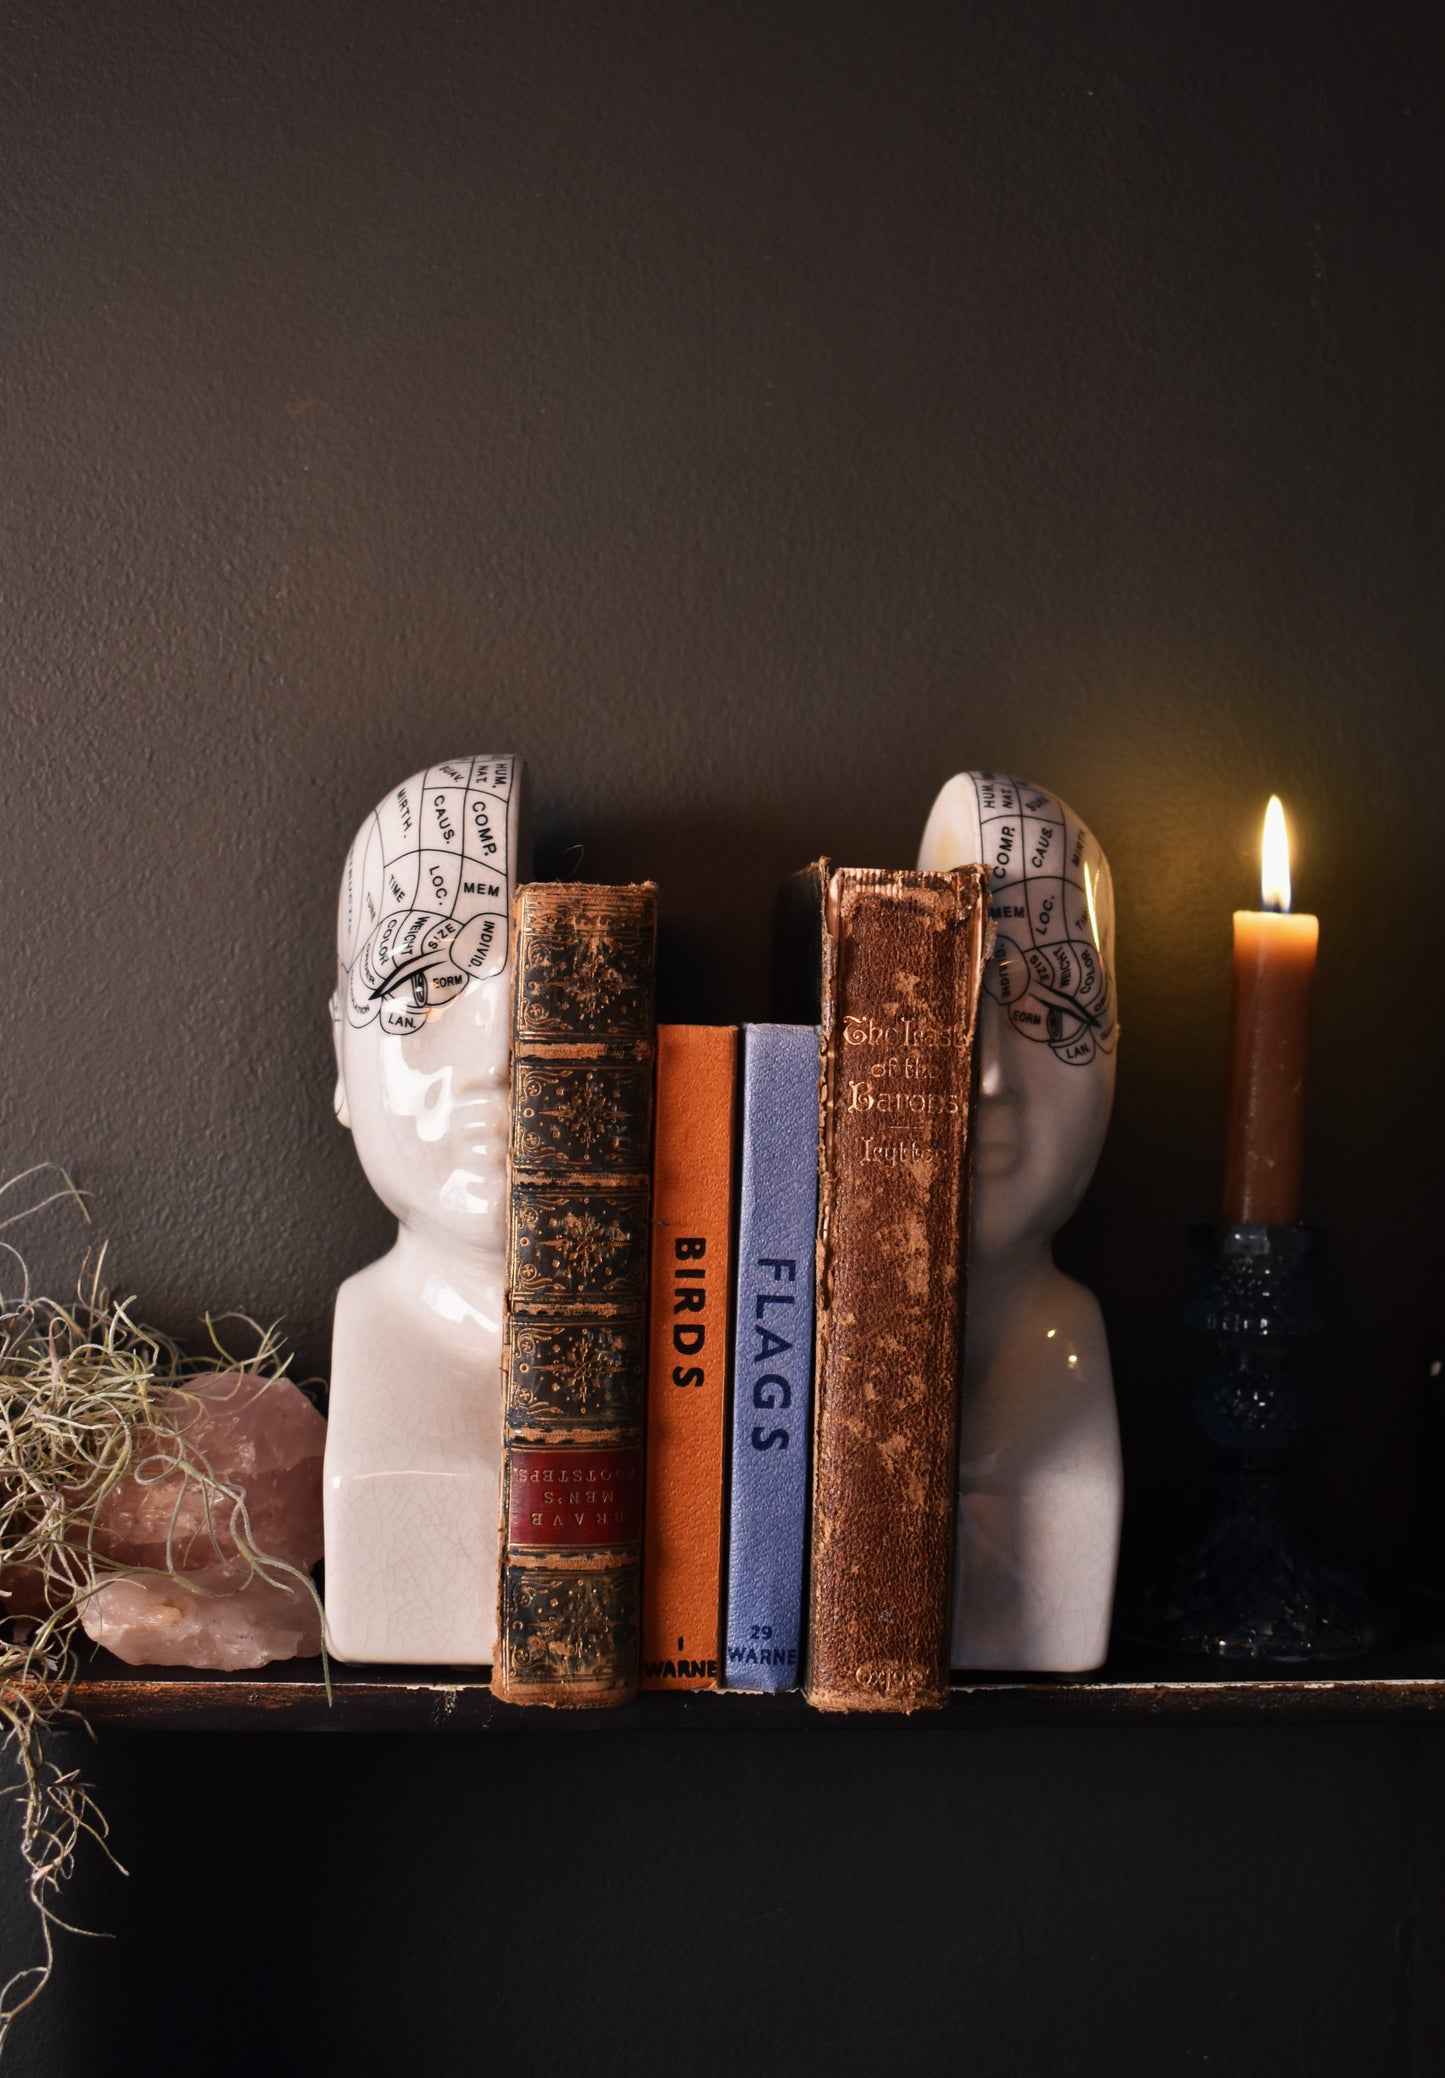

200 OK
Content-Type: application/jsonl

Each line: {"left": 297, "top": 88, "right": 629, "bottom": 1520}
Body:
{"left": 969, "top": 772, "right": 1117, "bottom": 1066}
{"left": 335, "top": 757, "right": 517, "bottom": 1035}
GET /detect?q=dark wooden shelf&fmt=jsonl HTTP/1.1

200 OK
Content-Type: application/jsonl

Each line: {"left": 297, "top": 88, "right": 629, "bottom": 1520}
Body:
{"left": 43, "top": 1638, "right": 1445, "bottom": 1732}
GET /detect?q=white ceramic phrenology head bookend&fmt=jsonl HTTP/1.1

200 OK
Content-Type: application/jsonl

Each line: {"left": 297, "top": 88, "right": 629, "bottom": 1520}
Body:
{"left": 919, "top": 771, "right": 1123, "bottom": 1672}
{"left": 324, "top": 756, "right": 527, "bottom": 1665}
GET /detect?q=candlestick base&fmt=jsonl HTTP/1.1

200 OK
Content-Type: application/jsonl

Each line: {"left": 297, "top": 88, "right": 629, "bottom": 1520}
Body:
{"left": 1152, "top": 1223, "right": 1377, "bottom": 1663}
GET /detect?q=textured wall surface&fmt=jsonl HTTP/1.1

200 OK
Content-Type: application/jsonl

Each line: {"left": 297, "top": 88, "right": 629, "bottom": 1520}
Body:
{"left": 3, "top": 3, "right": 1442, "bottom": 2071}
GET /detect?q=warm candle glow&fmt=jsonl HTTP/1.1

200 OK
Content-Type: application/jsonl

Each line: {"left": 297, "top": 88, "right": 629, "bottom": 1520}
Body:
{"left": 1222, "top": 792, "right": 1317, "bottom": 1224}
{"left": 1261, "top": 794, "right": 1291, "bottom": 914}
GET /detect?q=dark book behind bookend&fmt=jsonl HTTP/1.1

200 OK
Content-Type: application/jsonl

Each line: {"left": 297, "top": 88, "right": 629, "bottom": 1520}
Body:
{"left": 777, "top": 862, "right": 990, "bottom": 1713}
{"left": 493, "top": 881, "right": 659, "bottom": 1707}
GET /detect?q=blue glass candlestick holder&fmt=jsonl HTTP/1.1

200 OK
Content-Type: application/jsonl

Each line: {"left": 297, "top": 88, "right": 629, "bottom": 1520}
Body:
{"left": 1155, "top": 1222, "right": 1377, "bottom": 1662}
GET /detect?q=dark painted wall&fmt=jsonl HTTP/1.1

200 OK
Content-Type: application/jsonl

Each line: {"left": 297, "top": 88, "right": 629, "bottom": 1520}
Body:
{"left": 3, "top": 3, "right": 1442, "bottom": 2071}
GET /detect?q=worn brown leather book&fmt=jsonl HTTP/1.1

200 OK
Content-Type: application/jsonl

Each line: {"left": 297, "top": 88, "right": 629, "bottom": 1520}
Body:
{"left": 780, "top": 862, "right": 990, "bottom": 1714}
{"left": 493, "top": 881, "right": 658, "bottom": 1707}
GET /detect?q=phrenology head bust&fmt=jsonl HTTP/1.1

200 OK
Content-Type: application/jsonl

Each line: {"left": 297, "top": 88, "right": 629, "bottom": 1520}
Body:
{"left": 332, "top": 756, "right": 527, "bottom": 1256}
{"left": 919, "top": 771, "right": 1117, "bottom": 1260}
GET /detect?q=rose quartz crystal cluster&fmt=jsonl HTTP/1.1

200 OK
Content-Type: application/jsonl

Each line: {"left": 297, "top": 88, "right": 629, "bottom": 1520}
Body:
{"left": 79, "top": 1372, "right": 326, "bottom": 1670}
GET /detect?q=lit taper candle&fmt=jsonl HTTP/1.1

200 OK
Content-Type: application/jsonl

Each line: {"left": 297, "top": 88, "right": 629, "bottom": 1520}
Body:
{"left": 1220, "top": 796, "right": 1318, "bottom": 1226}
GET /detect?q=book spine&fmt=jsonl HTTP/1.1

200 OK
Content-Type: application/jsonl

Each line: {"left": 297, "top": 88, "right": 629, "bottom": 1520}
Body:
{"left": 804, "top": 866, "right": 989, "bottom": 1713}
{"left": 722, "top": 1024, "right": 820, "bottom": 1693}
{"left": 641, "top": 1024, "right": 738, "bottom": 1690}
{"left": 494, "top": 881, "right": 658, "bottom": 1707}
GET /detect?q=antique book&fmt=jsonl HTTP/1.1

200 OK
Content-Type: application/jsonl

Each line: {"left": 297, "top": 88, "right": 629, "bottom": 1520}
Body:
{"left": 641, "top": 1024, "right": 738, "bottom": 1691}
{"left": 721, "top": 1023, "right": 820, "bottom": 1694}
{"left": 778, "top": 862, "right": 990, "bottom": 1714}
{"left": 493, "top": 881, "right": 658, "bottom": 1707}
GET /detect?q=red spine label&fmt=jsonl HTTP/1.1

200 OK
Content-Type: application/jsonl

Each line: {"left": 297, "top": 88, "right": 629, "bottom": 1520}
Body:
{"left": 506, "top": 1445, "right": 643, "bottom": 1550}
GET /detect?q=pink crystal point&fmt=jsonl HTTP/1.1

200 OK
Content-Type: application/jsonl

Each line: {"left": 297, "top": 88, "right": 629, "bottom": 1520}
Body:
{"left": 79, "top": 1373, "right": 326, "bottom": 1670}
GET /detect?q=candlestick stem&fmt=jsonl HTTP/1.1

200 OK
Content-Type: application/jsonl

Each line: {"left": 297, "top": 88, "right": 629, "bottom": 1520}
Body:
{"left": 1153, "top": 1222, "right": 1377, "bottom": 1662}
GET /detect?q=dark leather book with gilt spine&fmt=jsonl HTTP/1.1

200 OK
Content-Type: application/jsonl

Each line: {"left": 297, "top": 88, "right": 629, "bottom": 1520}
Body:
{"left": 778, "top": 862, "right": 990, "bottom": 1714}
{"left": 494, "top": 881, "right": 658, "bottom": 1707}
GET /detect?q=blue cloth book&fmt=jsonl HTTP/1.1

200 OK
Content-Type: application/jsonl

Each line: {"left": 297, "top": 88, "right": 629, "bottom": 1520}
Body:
{"left": 722, "top": 1023, "right": 820, "bottom": 1692}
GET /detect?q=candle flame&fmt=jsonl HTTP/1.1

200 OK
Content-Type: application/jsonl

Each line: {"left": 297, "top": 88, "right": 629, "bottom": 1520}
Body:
{"left": 1261, "top": 794, "right": 1291, "bottom": 913}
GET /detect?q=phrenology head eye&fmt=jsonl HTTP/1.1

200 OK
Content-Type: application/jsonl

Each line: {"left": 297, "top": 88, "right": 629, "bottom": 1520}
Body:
{"left": 348, "top": 909, "right": 505, "bottom": 1032}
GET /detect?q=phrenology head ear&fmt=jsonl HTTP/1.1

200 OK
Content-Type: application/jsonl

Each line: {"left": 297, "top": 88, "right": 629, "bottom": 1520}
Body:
{"left": 331, "top": 756, "right": 528, "bottom": 1126}
{"left": 919, "top": 770, "right": 1117, "bottom": 1066}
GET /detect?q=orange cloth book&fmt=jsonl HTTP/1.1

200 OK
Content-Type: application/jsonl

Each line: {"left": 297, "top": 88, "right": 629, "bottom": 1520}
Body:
{"left": 641, "top": 1024, "right": 738, "bottom": 1690}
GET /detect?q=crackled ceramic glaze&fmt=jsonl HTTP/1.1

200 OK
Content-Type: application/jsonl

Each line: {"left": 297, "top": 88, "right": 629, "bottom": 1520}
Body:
{"left": 324, "top": 756, "right": 526, "bottom": 1664}
{"left": 919, "top": 771, "right": 1122, "bottom": 1672}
